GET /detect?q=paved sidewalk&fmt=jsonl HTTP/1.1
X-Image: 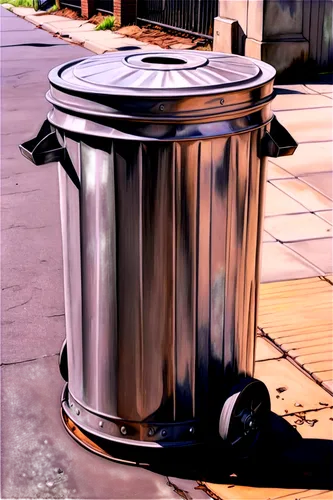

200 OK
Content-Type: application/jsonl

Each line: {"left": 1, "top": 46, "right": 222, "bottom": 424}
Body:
{"left": 1, "top": 5, "right": 333, "bottom": 500}
{"left": 261, "top": 84, "right": 333, "bottom": 282}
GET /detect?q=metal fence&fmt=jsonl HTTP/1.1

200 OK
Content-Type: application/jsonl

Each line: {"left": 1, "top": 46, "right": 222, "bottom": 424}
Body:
{"left": 95, "top": 0, "right": 114, "bottom": 14}
{"left": 137, "top": 0, "right": 218, "bottom": 39}
{"left": 60, "top": 0, "right": 81, "bottom": 10}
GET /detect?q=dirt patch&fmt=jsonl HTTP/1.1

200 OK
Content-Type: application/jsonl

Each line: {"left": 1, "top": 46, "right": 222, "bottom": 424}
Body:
{"left": 53, "top": 8, "right": 84, "bottom": 20}
{"left": 88, "top": 12, "right": 106, "bottom": 25}
{"left": 117, "top": 24, "right": 210, "bottom": 50}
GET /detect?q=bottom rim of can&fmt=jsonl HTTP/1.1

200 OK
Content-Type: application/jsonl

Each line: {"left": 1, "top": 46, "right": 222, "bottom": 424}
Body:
{"left": 61, "top": 384, "right": 200, "bottom": 449}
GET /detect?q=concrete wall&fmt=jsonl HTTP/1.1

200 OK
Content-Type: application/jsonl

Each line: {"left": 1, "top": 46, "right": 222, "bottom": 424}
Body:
{"left": 214, "top": 0, "right": 332, "bottom": 74}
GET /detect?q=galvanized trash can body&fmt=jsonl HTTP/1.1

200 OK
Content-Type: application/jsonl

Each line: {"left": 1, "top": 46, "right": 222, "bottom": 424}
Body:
{"left": 20, "top": 51, "right": 297, "bottom": 451}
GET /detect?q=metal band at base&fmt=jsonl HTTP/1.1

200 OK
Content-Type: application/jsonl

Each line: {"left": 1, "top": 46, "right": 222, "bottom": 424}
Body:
{"left": 61, "top": 384, "right": 200, "bottom": 448}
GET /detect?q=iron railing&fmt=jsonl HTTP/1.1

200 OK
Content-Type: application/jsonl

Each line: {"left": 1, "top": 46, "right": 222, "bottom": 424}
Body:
{"left": 60, "top": 0, "right": 81, "bottom": 9}
{"left": 95, "top": 0, "right": 114, "bottom": 14}
{"left": 137, "top": 0, "right": 217, "bottom": 39}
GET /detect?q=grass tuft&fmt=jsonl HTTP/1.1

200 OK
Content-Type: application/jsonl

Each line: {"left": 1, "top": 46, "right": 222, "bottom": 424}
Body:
{"left": 95, "top": 15, "right": 116, "bottom": 31}
{"left": 1, "top": 0, "right": 33, "bottom": 7}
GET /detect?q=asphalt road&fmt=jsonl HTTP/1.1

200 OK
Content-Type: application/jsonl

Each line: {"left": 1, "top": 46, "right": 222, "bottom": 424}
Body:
{"left": 0, "top": 8, "right": 207, "bottom": 498}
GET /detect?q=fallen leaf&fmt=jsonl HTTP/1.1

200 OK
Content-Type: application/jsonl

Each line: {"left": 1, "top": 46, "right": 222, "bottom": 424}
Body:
{"left": 276, "top": 387, "right": 287, "bottom": 393}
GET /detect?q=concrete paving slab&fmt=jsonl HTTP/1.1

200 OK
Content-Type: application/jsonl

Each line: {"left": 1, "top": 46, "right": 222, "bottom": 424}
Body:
{"left": 284, "top": 408, "right": 333, "bottom": 440}
{"left": 83, "top": 35, "right": 149, "bottom": 53}
{"left": 42, "top": 20, "right": 88, "bottom": 35}
{"left": 25, "top": 14, "right": 74, "bottom": 26}
{"left": 271, "top": 142, "right": 333, "bottom": 176}
{"left": 266, "top": 161, "right": 293, "bottom": 180}
{"left": 255, "top": 358, "right": 332, "bottom": 414}
{"left": 280, "top": 333, "right": 333, "bottom": 352}
{"left": 264, "top": 213, "right": 332, "bottom": 242}
{"left": 255, "top": 337, "right": 283, "bottom": 361}
{"left": 313, "top": 371, "right": 333, "bottom": 384}
{"left": 305, "top": 83, "right": 333, "bottom": 94}
{"left": 83, "top": 37, "right": 150, "bottom": 53}
{"left": 286, "top": 238, "right": 333, "bottom": 275}
{"left": 297, "top": 351, "right": 333, "bottom": 367}
{"left": 60, "top": 22, "right": 96, "bottom": 37}
{"left": 70, "top": 29, "right": 123, "bottom": 45}
{"left": 1, "top": 357, "right": 181, "bottom": 499}
{"left": 288, "top": 341, "right": 333, "bottom": 359}
{"left": 267, "top": 326, "right": 333, "bottom": 342}
{"left": 271, "top": 178, "right": 332, "bottom": 212}
{"left": 275, "top": 108, "right": 333, "bottom": 143}
{"left": 274, "top": 83, "right": 317, "bottom": 94}
{"left": 272, "top": 92, "right": 333, "bottom": 111}
{"left": 11, "top": 6, "right": 36, "bottom": 17}
{"left": 260, "top": 242, "right": 321, "bottom": 282}
{"left": 307, "top": 361, "right": 333, "bottom": 376}
{"left": 262, "top": 231, "right": 276, "bottom": 242}
{"left": 300, "top": 173, "right": 333, "bottom": 200}
{"left": 316, "top": 210, "right": 333, "bottom": 225}
{"left": 323, "top": 381, "right": 333, "bottom": 393}
{"left": 264, "top": 182, "right": 308, "bottom": 216}
{"left": 83, "top": 40, "right": 109, "bottom": 54}
{"left": 259, "top": 278, "right": 333, "bottom": 394}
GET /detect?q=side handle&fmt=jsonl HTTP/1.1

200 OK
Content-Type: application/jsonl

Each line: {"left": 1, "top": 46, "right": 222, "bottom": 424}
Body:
{"left": 19, "top": 120, "right": 80, "bottom": 189}
{"left": 261, "top": 116, "right": 298, "bottom": 158}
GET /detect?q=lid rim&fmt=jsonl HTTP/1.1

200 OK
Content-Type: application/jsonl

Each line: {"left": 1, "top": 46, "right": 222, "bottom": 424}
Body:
{"left": 48, "top": 51, "right": 276, "bottom": 99}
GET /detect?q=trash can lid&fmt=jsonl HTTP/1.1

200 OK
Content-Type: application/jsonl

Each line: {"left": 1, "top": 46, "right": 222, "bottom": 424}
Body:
{"left": 47, "top": 50, "right": 276, "bottom": 123}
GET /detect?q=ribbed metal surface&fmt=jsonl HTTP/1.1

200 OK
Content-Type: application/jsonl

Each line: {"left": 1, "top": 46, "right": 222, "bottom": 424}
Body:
{"left": 58, "top": 128, "right": 267, "bottom": 439}
{"left": 51, "top": 52, "right": 263, "bottom": 95}
{"left": 73, "top": 53, "right": 260, "bottom": 90}
{"left": 137, "top": 0, "right": 218, "bottom": 38}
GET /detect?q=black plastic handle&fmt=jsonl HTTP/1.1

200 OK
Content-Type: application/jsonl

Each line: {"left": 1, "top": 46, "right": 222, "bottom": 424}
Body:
{"left": 19, "top": 120, "right": 80, "bottom": 189}
{"left": 261, "top": 116, "right": 298, "bottom": 158}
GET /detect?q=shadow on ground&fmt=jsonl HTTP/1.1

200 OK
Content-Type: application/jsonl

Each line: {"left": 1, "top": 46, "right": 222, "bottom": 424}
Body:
{"left": 78, "top": 411, "right": 333, "bottom": 492}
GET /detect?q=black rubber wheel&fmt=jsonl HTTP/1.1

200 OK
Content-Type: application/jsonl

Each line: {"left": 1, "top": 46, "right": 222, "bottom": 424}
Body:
{"left": 219, "top": 377, "right": 271, "bottom": 455}
{"left": 33, "top": 0, "right": 39, "bottom": 11}
{"left": 59, "top": 339, "right": 68, "bottom": 382}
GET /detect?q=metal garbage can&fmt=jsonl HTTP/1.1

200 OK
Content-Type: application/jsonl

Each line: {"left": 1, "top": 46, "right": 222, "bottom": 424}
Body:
{"left": 20, "top": 51, "right": 297, "bottom": 460}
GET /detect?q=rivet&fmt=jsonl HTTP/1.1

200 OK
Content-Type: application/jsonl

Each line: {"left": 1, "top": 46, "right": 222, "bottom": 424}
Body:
{"left": 120, "top": 426, "right": 127, "bottom": 435}
{"left": 70, "top": 403, "right": 73, "bottom": 408}
{"left": 161, "top": 429, "right": 167, "bottom": 437}
{"left": 148, "top": 427, "right": 155, "bottom": 437}
{"left": 75, "top": 408, "right": 80, "bottom": 416}
{"left": 99, "top": 421, "right": 104, "bottom": 428}
{"left": 220, "top": 98, "right": 224, "bottom": 105}
{"left": 189, "top": 427, "right": 195, "bottom": 434}
{"left": 159, "top": 104, "right": 165, "bottom": 111}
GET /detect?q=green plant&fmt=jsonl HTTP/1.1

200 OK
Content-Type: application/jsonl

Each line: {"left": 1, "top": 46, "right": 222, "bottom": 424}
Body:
{"left": 95, "top": 15, "right": 116, "bottom": 31}
{"left": 1, "top": 0, "right": 34, "bottom": 7}
{"left": 46, "top": 3, "right": 58, "bottom": 11}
